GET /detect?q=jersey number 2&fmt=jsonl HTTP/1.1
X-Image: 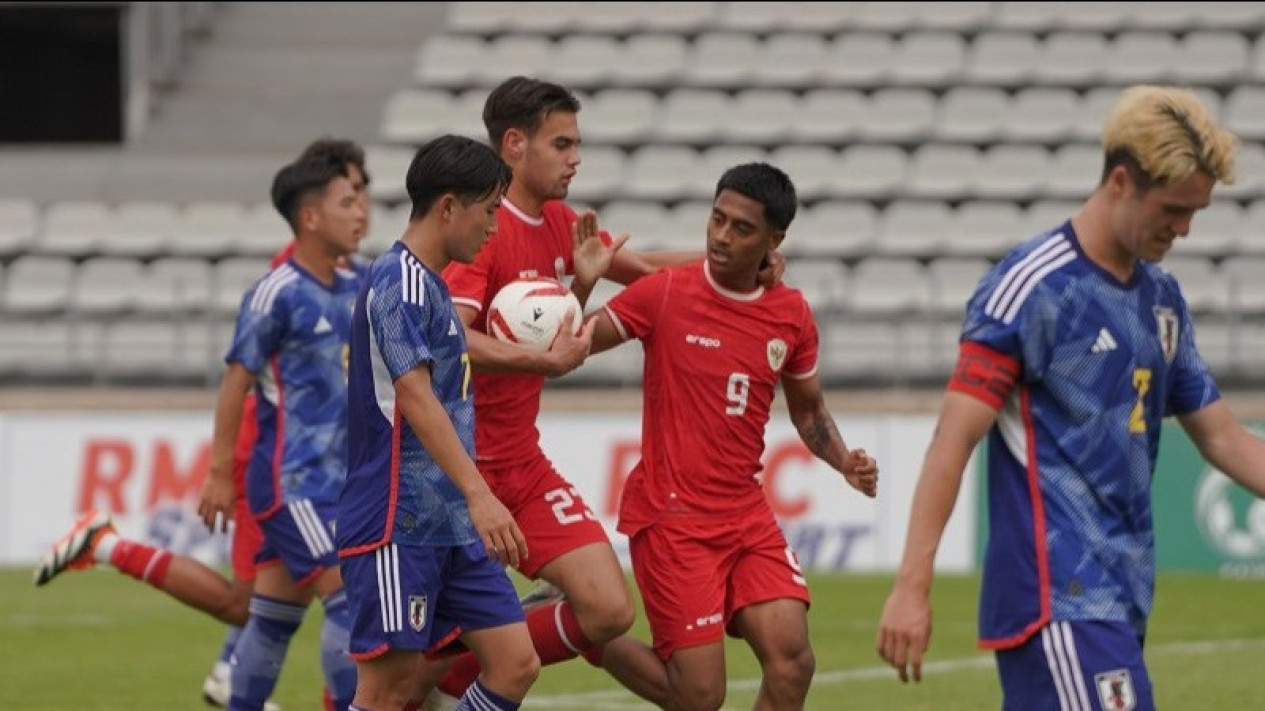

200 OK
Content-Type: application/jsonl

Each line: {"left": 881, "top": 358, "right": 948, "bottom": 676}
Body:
{"left": 1130, "top": 368, "right": 1151, "bottom": 434}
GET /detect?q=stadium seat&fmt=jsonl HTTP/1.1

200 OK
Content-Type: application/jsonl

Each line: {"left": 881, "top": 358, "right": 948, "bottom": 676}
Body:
{"left": 34, "top": 201, "right": 112, "bottom": 257}
{"left": 1162, "top": 256, "right": 1227, "bottom": 313}
{"left": 213, "top": 257, "right": 271, "bottom": 315}
{"left": 581, "top": 89, "right": 660, "bottom": 144}
{"left": 364, "top": 145, "right": 416, "bottom": 204}
{"left": 361, "top": 203, "right": 411, "bottom": 257}
{"left": 141, "top": 258, "right": 214, "bottom": 314}
{"left": 965, "top": 32, "right": 1041, "bottom": 86}
{"left": 567, "top": 146, "right": 626, "bottom": 203}
{"left": 0, "top": 198, "right": 39, "bottom": 256}
{"left": 551, "top": 35, "right": 621, "bottom": 87}
{"left": 907, "top": 1, "right": 993, "bottom": 31}
{"left": 477, "top": 36, "right": 556, "bottom": 86}
{"left": 848, "top": 258, "right": 931, "bottom": 315}
{"left": 1073, "top": 86, "right": 1122, "bottom": 141}
{"left": 1237, "top": 200, "right": 1265, "bottom": 255}
{"left": 1176, "top": 31, "right": 1250, "bottom": 84}
{"left": 789, "top": 201, "right": 879, "bottom": 259}
{"left": 1182, "top": 200, "right": 1242, "bottom": 258}
{"left": 767, "top": 145, "right": 842, "bottom": 201}
{"left": 686, "top": 32, "right": 762, "bottom": 88}
{"left": 2, "top": 255, "right": 75, "bottom": 314}
{"left": 699, "top": 145, "right": 768, "bottom": 189}
{"left": 103, "top": 201, "right": 181, "bottom": 258}
{"left": 175, "top": 201, "right": 249, "bottom": 258}
{"left": 754, "top": 33, "right": 829, "bottom": 87}
{"left": 791, "top": 89, "right": 867, "bottom": 143}
{"left": 973, "top": 144, "right": 1050, "bottom": 200}
{"left": 876, "top": 200, "right": 951, "bottom": 257}
{"left": 1223, "top": 258, "right": 1265, "bottom": 314}
{"left": 1035, "top": 32, "right": 1110, "bottom": 86}
{"left": 1023, "top": 200, "right": 1080, "bottom": 238}
{"left": 615, "top": 34, "right": 690, "bottom": 87}
{"left": 889, "top": 32, "right": 967, "bottom": 86}
{"left": 1224, "top": 86, "right": 1265, "bottom": 140}
{"left": 905, "top": 144, "right": 980, "bottom": 200}
{"left": 824, "top": 33, "right": 897, "bottom": 86}
{"left": 1124, "top": 3, "right": 1197, "bottom": 30}
{"left": 658, "top": 89, "right": 732, "bottom": 143}
{"left": 235, "top": 202, "right": 292, "bottom": 258}
{"left": 624, "top": 146, "right": 703, "bottom": 200}
{"left": 1218, "top": 142, "right": 1265, "bottom": 199}
{"left": 1103, "top": 31, "right": 1178, "bottom": 84}
{"left": 857, "top": 88, "right": 937, "bottom": 142}
{"left": 379, "top": 88, "right": 465, "bottom": 143}
{"left": 927, "top": 257, "right": 992, "bottom": 315}
{"left": 819, "top": 318, "right": 941, "bottom": 383}
{"left": 445, "top": 1, "right": 519, "bottom": 33}
{"left": 412, "top": 35, "right": 487, "bottom": 87}
{"left": 661, "top": 201, "right": 713, "bottom": 250}
{"left": 0, "top": 319, "right": 79, "bottom": 378}
{"left": 996, "top": 1, "right": 1130, "bottom": 31}
{"left": 1001, "top": 87, "right": 1081, "bottom": 143}
{"left": 600, "top": 201, "right": 671, "bottom": 250}
{"left": 950, "top": 201, "right": 1025, "bottom": 258}
{"left": 719, "top": 1, "right": 852, "bottom": 33}
{"left": 100, "top": 319, "right": 182, "bottom": 379}
{"left": 73, "top": 257, "right": 146, "bottom": 315}
{"left": 834, "top": 145, "right": 908, "bottom": 198}
{"left": 781, "top": 259, "right": 850, "bottom": 313}
{"left": 723, "top": 89, "right": 796, "bottom": 144}
{"left": 1044, "top": 144, "right": 1102, "bottom": 199}
{"left": 936, "top": 86, "right": 1010, "bottom": 142}
{"left": 1190, "top": 2, "right": 1265, "bottom": 30}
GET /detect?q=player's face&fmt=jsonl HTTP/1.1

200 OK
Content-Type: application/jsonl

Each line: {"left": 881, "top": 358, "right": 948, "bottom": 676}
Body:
{"left": 347, "top": 164, "right": 371, "bottom": 244}
{"left": 520, "top": 111, "right": 582, "bottom": 201}
{"left": 1118, "top": 169, "right": 1214, "bottom": 262}
{"left": 706, "top": 189, "right": 783, "bottom": 290}
{"left": 448, "top": 191, "right": 502, "bottom": 264}
{"left": 312, "top": 176, "right": 368, "bottom": 257}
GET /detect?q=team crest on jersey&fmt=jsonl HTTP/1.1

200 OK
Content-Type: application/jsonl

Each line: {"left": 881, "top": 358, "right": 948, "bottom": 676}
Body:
{"left": 408, "top": 595, "right": 427, "bottom": 632}
{"left": 1094, "top": 669, "right": 1136, "bottom": 710}
{"left": 767, "top": 338, "right": 788, "bottom": 371}
{"left": 1153, "top": 306, "right": 1179, "bottom": 363}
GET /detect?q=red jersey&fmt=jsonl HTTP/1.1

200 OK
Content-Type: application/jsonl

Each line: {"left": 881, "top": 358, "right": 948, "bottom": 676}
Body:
{"left": 603, "top": 261, "right": 819, "bottom": 535}
{"left": 441, "top": 199, "right": 584, "bottom": 465}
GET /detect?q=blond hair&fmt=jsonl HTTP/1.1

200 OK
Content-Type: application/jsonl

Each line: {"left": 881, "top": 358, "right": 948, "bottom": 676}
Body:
{"left": 1100, "top": 85, "right": 1237, "bottom": 189}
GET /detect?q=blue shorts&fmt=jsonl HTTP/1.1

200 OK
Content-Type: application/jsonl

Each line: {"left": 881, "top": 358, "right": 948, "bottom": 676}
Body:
{"left": 340, "top": 540, "right": 525, "bottom": 660}
{"left": 255, "top": 498, "right": 340, "bottom": 586}
{"left": 996, "top": 620, "right": 1153, "bottom": 711}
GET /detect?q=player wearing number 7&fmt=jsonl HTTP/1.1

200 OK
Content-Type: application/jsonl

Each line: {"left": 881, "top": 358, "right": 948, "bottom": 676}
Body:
{"left": 877, "top": 86, "right": 1265, "bottom": 711}
{"left": 582, "top": 162, "right": 879, "bottom": 711}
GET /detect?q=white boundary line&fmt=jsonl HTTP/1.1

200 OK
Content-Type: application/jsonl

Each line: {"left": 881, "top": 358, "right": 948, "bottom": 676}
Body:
{"left": 523, "top": 637, "right": 1265, "bottom": 709}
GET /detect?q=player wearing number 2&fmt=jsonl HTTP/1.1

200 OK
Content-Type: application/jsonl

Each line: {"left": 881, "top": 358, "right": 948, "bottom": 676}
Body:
{"left": 584, "top": 162, "right": 879, "bottom": 711}
{"left": 877, "top": 86, "right": 1265, "bottom": 711}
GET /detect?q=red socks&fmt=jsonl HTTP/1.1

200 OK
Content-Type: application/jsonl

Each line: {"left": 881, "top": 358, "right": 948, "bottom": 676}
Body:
{"left": 109, "top": 539, "right": 173, "bottom": 587}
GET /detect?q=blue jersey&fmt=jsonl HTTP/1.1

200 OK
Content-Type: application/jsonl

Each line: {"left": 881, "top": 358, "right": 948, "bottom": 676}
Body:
{"left": 338, "top": 242, "right": 479, "bottom": 555}
{"left": 226, "top": 260, "right": 359, "bottom": 516}
{"left": 960, "top": 221, "right": 1219, "bottom": 648}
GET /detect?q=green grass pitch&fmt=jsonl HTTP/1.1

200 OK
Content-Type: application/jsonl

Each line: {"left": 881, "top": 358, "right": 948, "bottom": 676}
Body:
{"left": 3, "top": 568, "right": 1262, "bottom": 709}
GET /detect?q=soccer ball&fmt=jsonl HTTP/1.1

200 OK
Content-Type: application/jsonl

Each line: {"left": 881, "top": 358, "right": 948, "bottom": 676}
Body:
{"left": 487, "top": 278, "right": 583, "bottom": 352}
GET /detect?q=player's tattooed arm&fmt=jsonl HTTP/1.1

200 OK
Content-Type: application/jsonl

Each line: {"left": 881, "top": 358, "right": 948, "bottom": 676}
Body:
{"left": 785, "top": 375, "right": 879, "bottom": 498}
{"left": 795, "top": 406, "right": 849, "bottom": 471}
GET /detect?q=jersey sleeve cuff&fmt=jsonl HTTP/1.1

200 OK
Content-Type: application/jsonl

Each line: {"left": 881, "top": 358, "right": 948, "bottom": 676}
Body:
{"left": 451, "top": 296, "right": 483, "bottom": 312}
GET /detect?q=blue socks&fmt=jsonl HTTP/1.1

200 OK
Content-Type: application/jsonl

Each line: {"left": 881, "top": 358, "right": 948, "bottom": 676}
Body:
{"left": 229, "top": 595, "right": 305, "bottom": 711}
{"left": 321, "top": 589, "right": 357, "bottom": 711}
{"left": 453, "top": 679, "right": 521, "bottom": 711}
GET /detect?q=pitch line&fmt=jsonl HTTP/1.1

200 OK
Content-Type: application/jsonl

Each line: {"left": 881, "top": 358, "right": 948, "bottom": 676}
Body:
{"left": 523, "top": 636, "right": 1265, "bottom": 708}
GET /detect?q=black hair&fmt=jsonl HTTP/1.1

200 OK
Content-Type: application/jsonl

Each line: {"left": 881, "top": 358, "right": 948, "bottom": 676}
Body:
{"left": 270, "top": 156, "right": 353, "bottom": 233}
{"left": 405, "top": 134, "right": 513, "bottom": 220}
{"left": 714, "top": 162, "right": 799, "bottom": 232}
{"left": 298, "top": 137, "right": 370, "bottom": 186}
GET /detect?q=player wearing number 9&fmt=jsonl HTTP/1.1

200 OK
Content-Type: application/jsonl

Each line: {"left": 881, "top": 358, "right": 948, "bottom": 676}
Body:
{"left": 877, "top": 85, "right": 1265, "bottom": 711}
{"left": 585, "top": 161, "right": 880, "bottom": 711}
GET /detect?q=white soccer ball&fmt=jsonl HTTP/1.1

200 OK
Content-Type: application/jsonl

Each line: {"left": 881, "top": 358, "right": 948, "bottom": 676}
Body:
{"left": 487, "top": 278, "right": 583, "bottom": 352}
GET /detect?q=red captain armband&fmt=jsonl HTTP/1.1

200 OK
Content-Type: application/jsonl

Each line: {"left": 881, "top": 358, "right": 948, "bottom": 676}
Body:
{"left": 947, "top": 341, "right": 1020, "bottom": 410}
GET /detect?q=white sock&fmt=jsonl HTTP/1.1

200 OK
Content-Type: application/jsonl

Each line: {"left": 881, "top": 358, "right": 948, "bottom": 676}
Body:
{"left": 93, "top": 532, "right": 119, "bottom": 564}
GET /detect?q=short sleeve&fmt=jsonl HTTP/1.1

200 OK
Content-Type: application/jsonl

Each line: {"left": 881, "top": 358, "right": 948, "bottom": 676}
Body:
{"left": 603, "top": 269, "right": 671, "bottom": 341}
{"left": 960, "top": 262, "right": 1058, "bottom": 384}
{"left": 442, "top": 236, "right": 497, "bottom": 312}
{"left": 369, "top": 271, "right": 439, "bottom": 381}
{"left": 225, "top": 287, "right": 286, "bottom": 374}
{"left": 1164, "top": 291, "right": 1220, "bottom": 416}
{"left": 783, "top": 300, "right": 819, "bottom": 379}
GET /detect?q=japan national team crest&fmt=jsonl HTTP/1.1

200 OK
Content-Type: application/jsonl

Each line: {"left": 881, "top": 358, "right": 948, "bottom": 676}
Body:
{"left": 1094, "top": 668, "right": 1136, "bottom": 710}
{"left": 766, "top": 338, "right": 788, "bottom": 371}
{"left": 1153, "top": 306, "right": 1179, "bottom": 363}
{"left": 408, "top": 595, "right": 428, "bottom": 632}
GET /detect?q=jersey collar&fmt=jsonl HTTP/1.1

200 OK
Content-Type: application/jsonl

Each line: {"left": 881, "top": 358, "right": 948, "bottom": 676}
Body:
{"left": 502, "top": 198, "right": 544, "bottom": 227}
{"left": 703, "top": 261, "right": 765, "bottom": 302}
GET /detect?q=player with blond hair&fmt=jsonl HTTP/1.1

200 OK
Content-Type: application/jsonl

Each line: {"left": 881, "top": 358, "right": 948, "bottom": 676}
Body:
{"left": 877, "top": 85, "right": 1265, "bottom": 710}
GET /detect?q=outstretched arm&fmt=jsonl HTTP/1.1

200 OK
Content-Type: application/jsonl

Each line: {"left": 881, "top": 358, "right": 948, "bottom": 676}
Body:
{"left": 782, "top": 372, "right": 878, "bottom": 497}
{"left": 458, "top": 303, "right": 595, "bottom": 378}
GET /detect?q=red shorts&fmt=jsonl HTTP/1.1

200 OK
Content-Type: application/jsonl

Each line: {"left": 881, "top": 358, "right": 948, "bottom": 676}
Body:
{"left": 629, "top": 503, "right": 810, "bottom": 660}
{"left": 230, "top": 396, "right": 263, "bottom": 581}
{"left": 481, "top": 452, "right": 610, "bottom": 579}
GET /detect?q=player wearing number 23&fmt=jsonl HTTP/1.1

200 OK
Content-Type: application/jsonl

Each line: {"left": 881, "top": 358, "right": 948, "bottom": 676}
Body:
{"left": 585, "top": 162, "right": 879, "bottom": 711}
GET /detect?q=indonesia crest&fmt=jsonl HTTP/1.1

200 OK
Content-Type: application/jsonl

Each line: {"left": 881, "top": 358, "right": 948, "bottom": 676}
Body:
{"left": 1153, "top": 306, "right": 1179, "bottom": 363}
{"left": 767, "top": 338, "right": 788, "bottom": 371}
{"left": 408, "top": 595, "right": 428, "bottom": 632}
{"left": 1094, "top": 668, "right": 1136, "bottom": 710}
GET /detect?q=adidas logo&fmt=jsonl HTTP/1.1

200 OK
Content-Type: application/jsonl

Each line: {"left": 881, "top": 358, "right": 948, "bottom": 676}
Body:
{"left": 314, "top": 317, "right": 333, "bottom": 334}
{"left": 1091, "top": 327, "right": 1117, "bottom": 353}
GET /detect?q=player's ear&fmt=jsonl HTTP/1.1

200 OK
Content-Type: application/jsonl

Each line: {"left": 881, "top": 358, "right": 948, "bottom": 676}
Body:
{"left": 504, "top": 128, "right": 526, "bottom": 161}
{"left": 770, "top": 230, "right": 786, "bottom": 250}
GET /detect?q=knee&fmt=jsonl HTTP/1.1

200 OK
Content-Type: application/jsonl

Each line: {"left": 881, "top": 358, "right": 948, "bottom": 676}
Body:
{"left": 570, "top": 592, "right": 635, "bottom": 643}
{"left": 767, "top": 644, "right": 815, "bottom": 695}
{"left": 492, "top": 650, "right": 540, "bottom": 698}
{"left": 671, "top": 683, "right": 726, "bottom": 711}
